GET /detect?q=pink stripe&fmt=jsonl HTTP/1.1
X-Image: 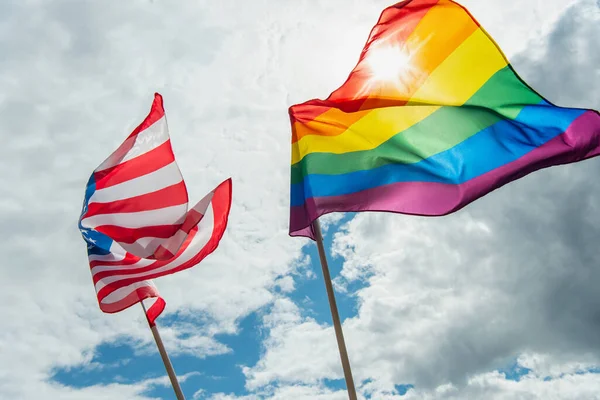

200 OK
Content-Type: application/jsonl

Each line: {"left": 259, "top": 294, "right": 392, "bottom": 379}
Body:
{"left": 291, "top": 110, "right": 600, "bottom": 239}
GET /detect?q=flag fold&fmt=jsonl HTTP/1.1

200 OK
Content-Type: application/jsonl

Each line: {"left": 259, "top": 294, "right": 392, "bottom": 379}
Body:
{"left": 288, "top": 0, "right": 600, "bottom": 239}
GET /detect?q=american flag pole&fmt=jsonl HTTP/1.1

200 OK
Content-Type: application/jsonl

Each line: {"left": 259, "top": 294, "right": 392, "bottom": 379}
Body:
{"left": 78, "top": 93, "right": 233, "bottom": 400}
{"left": 141, "top": 301, "right": 186, "bottom": 400}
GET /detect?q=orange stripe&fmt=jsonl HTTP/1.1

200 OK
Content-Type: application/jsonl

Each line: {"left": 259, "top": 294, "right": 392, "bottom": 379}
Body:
{"left": 290, "top": 0, "right": 478, "bottom": 143}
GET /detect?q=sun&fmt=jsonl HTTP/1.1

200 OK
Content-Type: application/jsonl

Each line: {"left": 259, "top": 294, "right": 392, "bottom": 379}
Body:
{"left": 366, "top": 44, "right": 413, "bottom": 83}
{"left": 350, "top": 41, "right": 421, "bottom": 99}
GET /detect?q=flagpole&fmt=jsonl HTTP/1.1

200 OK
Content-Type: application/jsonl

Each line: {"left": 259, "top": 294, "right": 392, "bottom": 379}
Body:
{"left": 140, "top": 302, "right": 186, "bottom": 400}
{"left": 312, "top": 218, "right": 358, "bottom": 400}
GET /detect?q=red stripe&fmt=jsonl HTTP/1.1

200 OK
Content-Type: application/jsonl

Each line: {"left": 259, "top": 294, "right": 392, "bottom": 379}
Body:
{"left": 98, "top": 285, "right": 160, "bottom": 314}
{"left": 127, "top": 93, "right": 166, "bottom": 140}
{"left": 89, "top": 253, "right": 140, "bottom": 268}
{"left": 96, "top": 178, "right": 233, "bottom": 299}
{"left": 87, "top": 181, "right": 188, "bottom": 215}
{"left": 181, "top": 209, "right": 204, "bottom": 233}
{"left": 145, "top": 297, "right": 166, "bottom": 326}
{"left": 150, "top": 209, "right": 205, "bottom": 260}
{"left": 94, "top": 140, "right": 175, "bottom": 190}
{"left": 95, "top": 224, "right": 181, "bottom": 244}
{"left": 152, "top": 246, "right": 176, "bottom": 261}
{"left": 93, "top": 231, "right": 193, "bottom": 285}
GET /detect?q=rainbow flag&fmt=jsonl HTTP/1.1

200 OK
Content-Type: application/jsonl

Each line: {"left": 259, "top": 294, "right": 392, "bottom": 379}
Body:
{"left": 289, "top": 0, "right": 600, "bottom": 239}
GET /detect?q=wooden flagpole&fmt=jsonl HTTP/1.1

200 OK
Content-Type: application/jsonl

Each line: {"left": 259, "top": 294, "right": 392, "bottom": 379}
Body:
{"left": 312, "top": 218, "right": 358, "bottom": 400}
{"left": 141, "top": 302, "right": 186, "bottom": 400}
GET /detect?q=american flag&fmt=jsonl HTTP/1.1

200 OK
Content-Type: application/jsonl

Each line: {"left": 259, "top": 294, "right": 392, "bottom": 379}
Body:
{"left": 78, "top": 93, "right": 232, "bottom": 324}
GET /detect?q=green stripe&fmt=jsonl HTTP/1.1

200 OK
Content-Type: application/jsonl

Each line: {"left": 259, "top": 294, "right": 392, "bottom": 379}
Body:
{"left": 291, "top": 66, "right": 542, "bottom": 185}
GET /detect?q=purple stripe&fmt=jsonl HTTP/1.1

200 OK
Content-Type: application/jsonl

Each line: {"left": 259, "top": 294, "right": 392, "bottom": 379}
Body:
{"left": 290, "top": 110, "right": 600, "bottom": 239}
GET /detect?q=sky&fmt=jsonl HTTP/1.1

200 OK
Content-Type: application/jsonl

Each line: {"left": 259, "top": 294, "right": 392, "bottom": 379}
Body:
{"left": 1, "top": 0, "right": 600, "bottom": 399}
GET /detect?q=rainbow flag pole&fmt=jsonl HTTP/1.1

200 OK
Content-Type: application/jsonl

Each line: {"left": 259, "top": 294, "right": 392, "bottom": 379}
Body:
{"left": 312, "top": 219, "right": 358, "bottom": 400}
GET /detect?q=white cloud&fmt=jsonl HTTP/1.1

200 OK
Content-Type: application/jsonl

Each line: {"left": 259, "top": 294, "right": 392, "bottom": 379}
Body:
{"left": 242, "top": 298, "right": 341, "bottom": 390}
{"left": 0, "top": 0, "right": 313, "bottom": 397}
{"left": 402, "top": 367, "right": 600, "bottom": 400}
{"left": 209, "top": 383, "right": 348, "bottom": 400}
{"left": 2, "top": 371, "right": 200, "bottom": 400}
{"left": 459, "top": 0, "right": 579, "bottom": 58}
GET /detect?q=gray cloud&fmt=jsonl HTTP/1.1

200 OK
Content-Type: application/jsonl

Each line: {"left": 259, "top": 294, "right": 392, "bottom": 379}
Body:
{"left": 234, "top": 0, "right": 600, "bottom": 397}
{"left": 336, "top": 0, "right": 600, "bottom": 391}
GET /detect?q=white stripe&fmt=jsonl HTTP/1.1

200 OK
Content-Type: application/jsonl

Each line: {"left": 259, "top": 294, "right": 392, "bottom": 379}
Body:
{"left": 88, "top": 252, "right": 125, "bottom": 263}
{"left": 100, "top": 280, "right": 158, "bottom": 304}
{"left": 95, "top": 136, "right": 136, "bottom": 173}
{"left": 191, "top": 191, "right": 214, "bottom": 214}
{"left": 118, "top": 237, "right": 165, "bottom": 259}
{"left": 89, "top": 229, "right": 188, "bottom": 277}
{"left": 91, "top": 258, "right": 155, "bottom": 276}
{"left": 95, "top": 203, "right": 215, "bottom": 291}
{"left": 89, "top": 162, "right": 183, "bottom": 204}
{"left": 147, "top": 192, "right": 215, "bottom": 257}
{"left": 155, "top": 229, "right": 188, "bottom": 257}
{"left": 80, "top": 204, "right": 187, "bottom": 229}
{"left": 109, "top": 240, "right": 127, "bottom": 256}
{"left": 121, "top": 117, "right": 169, "bottom": 164}
{"left": 141, "top": 296, "right": 161, "bottom": 310}
{"left": 96, "top": 116, "right": 169, "bottom": 172}
{"left": 87, "top": 242, "right": 127, "bottom": 261}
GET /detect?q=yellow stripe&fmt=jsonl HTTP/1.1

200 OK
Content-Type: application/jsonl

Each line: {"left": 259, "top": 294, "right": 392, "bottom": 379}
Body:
{"left": 292, "top": 28, "right": 508, "bottom": 165}
{"left": 408, "top": 30, "right": 508, "bottom": 106}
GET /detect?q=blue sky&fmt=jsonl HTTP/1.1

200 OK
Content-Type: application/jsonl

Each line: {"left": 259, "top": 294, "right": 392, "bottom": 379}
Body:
{"left": 51, "top": 212, "right": 600, "bottom": 398}
{"left": 52, "top": 215, "right": 364, "bottom": 398}
{"left": 47, "top": 217, "right": 530, "bottom": 399}
{"left": 1, "top": 0, "right": 600, "bottom": 399}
